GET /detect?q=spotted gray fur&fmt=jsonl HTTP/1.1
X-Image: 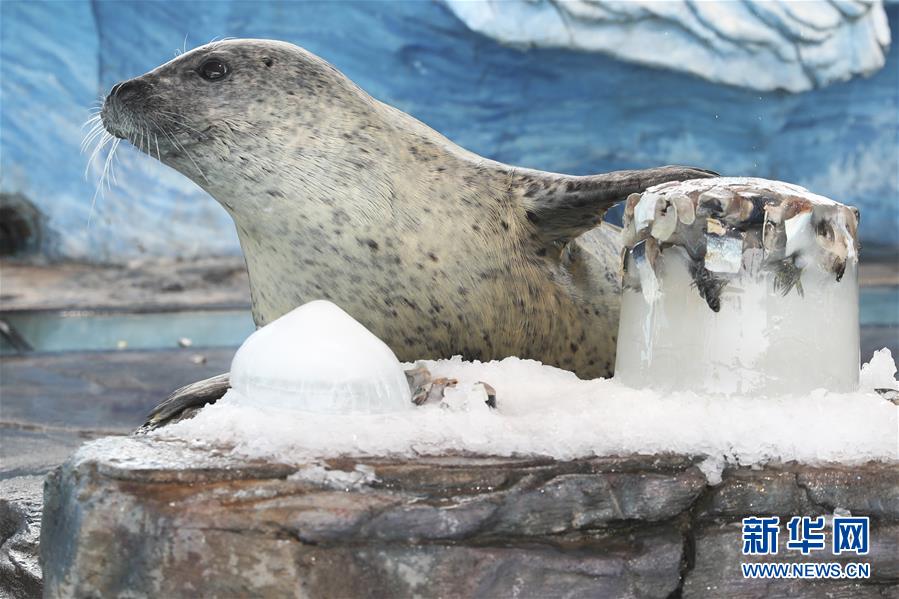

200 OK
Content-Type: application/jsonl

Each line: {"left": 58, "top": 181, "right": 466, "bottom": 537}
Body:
{"left": 102, "top": 39, "right": 715, "bottom": 381}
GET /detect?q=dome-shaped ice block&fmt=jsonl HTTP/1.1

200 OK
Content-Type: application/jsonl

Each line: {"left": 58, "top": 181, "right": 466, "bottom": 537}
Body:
{"left": 229, "top": 301, "right": 412, "bottom": 413}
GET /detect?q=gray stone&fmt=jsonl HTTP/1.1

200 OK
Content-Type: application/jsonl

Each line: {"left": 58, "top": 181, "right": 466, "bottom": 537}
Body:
{"left": 1, "top": 427, "right": 94, "bottom": 599}
{"left": 700, "top": 465, "right": 899, "bottom": 520}
{"left": 488, "top": 469, "right": 706, "bottom": 536}
{"left": 699, "top": 469, "right": 822, "bottom": 518}
{"left": 0, "top": 476, "right": 43, "bottom": 599}
{"left": 290, "top": 527, "right": 684, "bottom": 599}
{"left": 796, "top": 468, "right": 899, "bottom": 519}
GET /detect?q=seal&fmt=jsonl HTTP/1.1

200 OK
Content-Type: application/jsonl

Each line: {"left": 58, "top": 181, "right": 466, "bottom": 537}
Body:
{"left": 100, "top": 39, "right": 715, "bottom": 425}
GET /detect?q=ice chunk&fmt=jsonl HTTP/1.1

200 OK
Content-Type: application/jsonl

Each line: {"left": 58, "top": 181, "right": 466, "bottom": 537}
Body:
{"left": 631, "top": 240, "right": 661, "bottom": 304}
{"left": 698, "top": 456, "right": 726, "bottom": 486}
{"left": 784, "top": 210, "right": 813, "bottom": 257}
{"left": 860, "top": 348, "right": 899, "bottom": 392}
{"left": 440, "top": 382, "right": 491, "bottom": 413}
{"left": 617, "top": 178, "right": 861, "bottom": 395}
{"left": 229, "top": 300, "right": 411, "bottom": 413}
{"left": 633, "top": 194, "right": 657, "bottom": 233}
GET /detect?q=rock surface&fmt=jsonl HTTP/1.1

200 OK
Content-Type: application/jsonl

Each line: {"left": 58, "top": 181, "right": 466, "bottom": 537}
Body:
{"left": 40, "top": 436, "right": 899, "bottom": 598}
{"left": 0, "top": 476, "right": 44, "bottom": 599}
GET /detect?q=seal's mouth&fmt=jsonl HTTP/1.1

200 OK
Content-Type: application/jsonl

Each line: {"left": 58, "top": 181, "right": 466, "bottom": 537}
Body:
{"left": 100, "top": 111, "right": 131, "bottom": 141}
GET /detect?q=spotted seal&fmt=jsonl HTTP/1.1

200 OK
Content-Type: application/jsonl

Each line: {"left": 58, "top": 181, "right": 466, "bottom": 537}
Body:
{"left": 100, "top": 39, "right": 715, "bottom": 425}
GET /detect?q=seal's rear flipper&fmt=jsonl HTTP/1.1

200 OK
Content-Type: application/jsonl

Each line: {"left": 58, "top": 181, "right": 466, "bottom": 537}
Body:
{"left": 136, "top": 373, "right": 231, "bottom": 432}
{"left": 517, "top": 165, "right": 717, "bottom": 247}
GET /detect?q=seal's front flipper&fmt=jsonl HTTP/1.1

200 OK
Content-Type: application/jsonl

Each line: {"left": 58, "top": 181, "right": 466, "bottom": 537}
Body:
{"left": 517, "top": 165, "right": 717, "bottom": 247}
{"left": 137, "top": 373, "right": 231, "bottom": 432}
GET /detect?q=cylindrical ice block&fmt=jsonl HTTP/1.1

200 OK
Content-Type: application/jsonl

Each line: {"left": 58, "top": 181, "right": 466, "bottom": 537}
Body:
{"left": 615, "top": 177, "right": 860, "bottom": 395}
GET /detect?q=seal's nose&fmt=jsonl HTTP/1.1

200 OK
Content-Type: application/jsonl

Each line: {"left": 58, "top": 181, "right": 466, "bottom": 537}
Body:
{"left": 102, "top": 78, "right": 150, "bottom": 139}
{"left": 108, "top": 79, "right": 148, "bottom": 103}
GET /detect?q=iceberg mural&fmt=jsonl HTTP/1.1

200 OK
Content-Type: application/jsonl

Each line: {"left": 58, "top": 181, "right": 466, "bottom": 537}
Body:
{"left": 0, "top": 0, "right": 896, "bottom": 261}
{"left": 445, "top": 0, "right": 892, "bottom": 93}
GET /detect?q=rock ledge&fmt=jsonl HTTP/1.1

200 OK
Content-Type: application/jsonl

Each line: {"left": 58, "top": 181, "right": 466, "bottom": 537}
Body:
{"left": 40, "top": 437, "right": 899, "bottom": 598}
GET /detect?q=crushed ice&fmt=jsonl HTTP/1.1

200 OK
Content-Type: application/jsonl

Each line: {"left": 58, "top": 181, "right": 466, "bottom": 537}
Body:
{"left": 156, "top": 350, "right": 898, "bottom": 467}
{"left": 860, "top": 349, "right": 899, "bottom": 391}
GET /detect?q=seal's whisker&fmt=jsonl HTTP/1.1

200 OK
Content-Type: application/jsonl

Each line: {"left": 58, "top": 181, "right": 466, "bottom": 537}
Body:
{"left": 141, "top": 126, "right": 151, "bottom": 157}
{"left": 85, "top": 131, "right": 110, "bottom": 170}
{"left": 159, "top": 125, "right": 210, "bottom": 184}
{"left": 174, "top": 33, "right": 189, "bottom": 57}
{"left": 94, "top": 135, "right": 116, "bottom": 189}
{"left": 82, "top": 122, "right": 103, "bottom": 141}
{"left": 81, "top": 125, "right": 106, "bottom": 153}
{"left": 100, "top": 138, "right": 119, "bottom": 191}
{"left": 141, "top": 116, "right": 167, "bottom": 162}
{"left": 168, "top": 120, "right": 204, "bottom": 136}
{"left": 81, "top": 114, "right": 102, "bottom": 131}
{"left": 107, "top": 138, "right": 122, "bottom": 187}
{"left": 145, "top": 128, "right": 151, "bottom": 156}
{"left": 174, "top": 137, "right": 210, "bottom": 184}
{"left": 157, "top": 112, "right": 206, "bottom": 137}
{"left": 83, "top": 120, "right": 106, "bottom": 142}
{"left": 81, "top": 115, "right": 106, "bottom": 145}
{"left": 107, "top": 139, "right": 120, "bottom": 186}
{"left": 87, "top": 136, "right": 120, "bottom": 227}
{"left": 85, "top": 131, "right": 114, "bottom": 179}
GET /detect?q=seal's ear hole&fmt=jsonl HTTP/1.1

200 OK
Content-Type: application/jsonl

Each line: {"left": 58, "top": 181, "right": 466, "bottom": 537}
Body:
{"left": 263, "top": 57, "right": 274, "bottom": 68}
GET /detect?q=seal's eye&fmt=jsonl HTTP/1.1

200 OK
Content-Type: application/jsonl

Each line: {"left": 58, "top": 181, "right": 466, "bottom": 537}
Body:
{"left": 199, "top": 59, "right": 228, "bottom": 81}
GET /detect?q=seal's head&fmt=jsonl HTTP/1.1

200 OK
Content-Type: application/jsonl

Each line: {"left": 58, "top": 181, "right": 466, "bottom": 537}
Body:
{"left": 101, "top": 39, "right": 368, "bottom": 212}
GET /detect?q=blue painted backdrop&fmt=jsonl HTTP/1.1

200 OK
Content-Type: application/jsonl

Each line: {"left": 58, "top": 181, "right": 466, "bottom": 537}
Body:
{"left": 1, "top": 1, "right": 897, "bottom": 261}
